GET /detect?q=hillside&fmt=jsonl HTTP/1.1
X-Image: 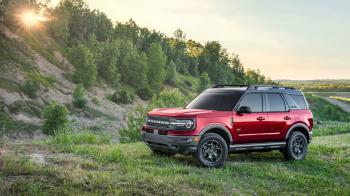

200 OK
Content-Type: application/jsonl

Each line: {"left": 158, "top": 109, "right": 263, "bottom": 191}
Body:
{"left": 0, "top": 0, "right": 274, "bottom": 139}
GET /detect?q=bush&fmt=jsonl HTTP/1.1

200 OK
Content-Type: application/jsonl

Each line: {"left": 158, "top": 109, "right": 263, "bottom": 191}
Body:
{"left": 43, "top": 102, "right": 69, "bottom": 135}
{"left": 120, "top": 89, "right": 189, "bottom": 143}
{"left": 91, "top": 97, "right": 100, "bottom": 105}
{"left": 119, "top": 105, "right": 146, "bottom": 143}
{"left": 184, "top": 79, "right": 192, "bottom": 87}
{"left": 108, "top": 89, "right": 135, "bottom": 104}
{"left": 73, "top": 84, "right": 87, "bottom": 108}
{"left": 0, "top": 99, "right": 15, "bottom": 134}
{"left": 21, "top": 79, "right": 40, "bottom": 99}
{"left": 137, "top": 87, "right": 153, "bottom": 100}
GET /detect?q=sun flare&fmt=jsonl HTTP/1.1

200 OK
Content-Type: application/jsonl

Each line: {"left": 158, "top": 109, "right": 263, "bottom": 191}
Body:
{"left": 19, "top": 10, "right": 48, "bottom": 27}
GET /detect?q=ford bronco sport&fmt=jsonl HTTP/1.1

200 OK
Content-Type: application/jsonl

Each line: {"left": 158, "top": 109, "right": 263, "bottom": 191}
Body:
{"left": 141, "top": 85, "right": 313, "bottom": 167}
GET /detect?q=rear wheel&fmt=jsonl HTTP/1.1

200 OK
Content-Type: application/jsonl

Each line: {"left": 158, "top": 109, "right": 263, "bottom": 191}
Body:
{"left": 195, "top": 133, "right": 228, "bottom": 168}
{"left": 150, "top": 148, "right": 175, "bottom": 156}
{"left": 283, "top": 131, "right": 308, "bottom": 160}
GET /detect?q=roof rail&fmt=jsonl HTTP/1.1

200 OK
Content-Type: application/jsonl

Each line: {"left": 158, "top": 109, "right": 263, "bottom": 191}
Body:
{"left": 212, "top": 84, "right": 248, "bottom": 88}
{"left": 247, "top": 85, "right": 295, "bottom": 90}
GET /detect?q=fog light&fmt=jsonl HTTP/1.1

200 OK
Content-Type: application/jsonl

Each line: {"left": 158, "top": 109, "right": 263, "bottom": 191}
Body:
{"left": 193, "top": 136, "right": 201, "bottom": 143}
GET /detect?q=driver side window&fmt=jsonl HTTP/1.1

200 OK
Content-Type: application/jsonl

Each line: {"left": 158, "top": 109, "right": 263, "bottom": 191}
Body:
{"left": 238, "top": 93, "right": 263, "bottom": 112}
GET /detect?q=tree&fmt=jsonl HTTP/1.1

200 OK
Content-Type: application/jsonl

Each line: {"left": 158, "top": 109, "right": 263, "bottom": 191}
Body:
{"left": 43, "top": 102, "right": 69, "bottom": 135}
{"left": 97, "top": 40, "right": 120, "bottom": 87}
{"left": 69, "top": 44, "right": 97, "bottom": 88}
{"left": 147, "top": 43, "right": 166, "bottom": 93}
{"left": 197, "top": 72, "right": 211, "bottom": 93}
{"left": 165, "top": 60, "right": 176, "bottom": 85}
{"left": 73, "top": 84, "right": 87, "bottom": 108}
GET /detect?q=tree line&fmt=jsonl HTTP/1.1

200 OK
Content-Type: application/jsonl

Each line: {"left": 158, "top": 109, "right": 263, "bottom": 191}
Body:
{"left": 2, "top": 0, "right": 275, "bottom": 100}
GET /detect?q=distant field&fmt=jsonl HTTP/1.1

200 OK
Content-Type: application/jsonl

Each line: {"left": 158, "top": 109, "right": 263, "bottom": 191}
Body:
{"left": 277, "top": 79, "right": 350, "bottom": 92}
{"left": 309, "top": 92, "right": 350, "bottom": 98}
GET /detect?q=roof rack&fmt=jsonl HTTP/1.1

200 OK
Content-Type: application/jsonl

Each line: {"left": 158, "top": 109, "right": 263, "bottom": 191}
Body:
{"left": 247, "top": 85, "right": 295, "bottom": 90}
{"left": 212, "top": 84, "right": 248, "bottom": 88}
{"left": 212, "top": 84, "right": 295, "bottom": 90}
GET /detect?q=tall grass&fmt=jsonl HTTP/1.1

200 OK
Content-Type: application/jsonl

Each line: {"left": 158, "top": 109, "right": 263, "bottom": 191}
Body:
{"left": 313, "top": 121, "right": 350, "bottom": 136}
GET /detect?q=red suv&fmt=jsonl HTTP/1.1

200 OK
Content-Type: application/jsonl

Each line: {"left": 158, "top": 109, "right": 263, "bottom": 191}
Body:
{"left": 141, "top": 85, "right": 313, "bottom": 167}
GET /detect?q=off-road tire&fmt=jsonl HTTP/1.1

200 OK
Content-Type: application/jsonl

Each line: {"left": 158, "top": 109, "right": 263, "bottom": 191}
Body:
{"left": 195, "top": 133, "right": 228, "bottom": 168}
{"left": 283, "top": 131, "right": 308, "bottom": 160}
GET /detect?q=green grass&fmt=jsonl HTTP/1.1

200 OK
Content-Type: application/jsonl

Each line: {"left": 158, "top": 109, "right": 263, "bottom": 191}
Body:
{"left": 2, "top": 131, "right": 348, "bottom": 195}
{"left": 306, "top": 94, "right": 350, "bottom": 122}
{"left": 313, "top": 121, "right": 350, "bottom": 136}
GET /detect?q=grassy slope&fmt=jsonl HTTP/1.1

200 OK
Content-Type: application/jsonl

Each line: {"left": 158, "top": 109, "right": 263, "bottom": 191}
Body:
{"left": 306, "top": 94, "right": 350, "bottom": 122}
{"left": 1, "top": 132, "right": 350, "bottom": 195}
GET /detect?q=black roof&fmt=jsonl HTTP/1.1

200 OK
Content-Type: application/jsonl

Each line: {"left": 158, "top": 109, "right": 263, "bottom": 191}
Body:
{"left": 206, "top": 85, "right": 303, "bottom": 95}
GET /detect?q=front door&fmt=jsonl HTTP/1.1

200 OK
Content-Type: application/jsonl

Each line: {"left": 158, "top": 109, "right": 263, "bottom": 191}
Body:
{"left": 233, "top": 93, "right": 269, "bottom": 143}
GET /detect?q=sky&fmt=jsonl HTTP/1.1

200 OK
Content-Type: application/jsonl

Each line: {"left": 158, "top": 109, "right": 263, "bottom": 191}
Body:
{"left": 51, "top": 0, "right": 350, "bottom": 80}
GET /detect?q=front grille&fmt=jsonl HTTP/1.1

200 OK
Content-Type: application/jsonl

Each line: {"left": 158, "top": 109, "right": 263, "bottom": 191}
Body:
{"left": 146, "top": 116, "right": 171, "bottom": 130}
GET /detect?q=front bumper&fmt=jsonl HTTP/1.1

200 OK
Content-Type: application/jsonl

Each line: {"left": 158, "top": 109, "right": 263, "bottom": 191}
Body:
{"left": 141, "top": 131, "right": 199, "bottom": 154}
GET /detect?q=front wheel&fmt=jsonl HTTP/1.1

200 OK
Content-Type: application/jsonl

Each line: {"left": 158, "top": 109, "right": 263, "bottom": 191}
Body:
{"left": 283, "top": 131, "right": 308, "bottom": 160}
{"left": 195, "top": 133, "right": 228, "bottom": 168}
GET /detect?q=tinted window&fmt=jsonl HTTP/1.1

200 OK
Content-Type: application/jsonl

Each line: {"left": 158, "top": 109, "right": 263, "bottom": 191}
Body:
{"left": 238, "top": 93, "right": 263, "bottom": 112}
{"left": 287, "top": 94, "right": 308, "bottom": 109}
{"left": 266, "top": 93, "right": 286, "bottom": 112}
{"left": 186, "top": 91, "right": 244, "bottom": 111}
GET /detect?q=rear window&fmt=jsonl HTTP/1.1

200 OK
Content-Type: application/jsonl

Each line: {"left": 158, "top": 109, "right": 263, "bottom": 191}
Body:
{"left": 284, "top": 94, "right": 308, "bottom": 109}
{"left": 186, "top": 91, "right": 244, "bottom": 111}
{"left": 265, "top": 93, "right": 287, "bottom": 112}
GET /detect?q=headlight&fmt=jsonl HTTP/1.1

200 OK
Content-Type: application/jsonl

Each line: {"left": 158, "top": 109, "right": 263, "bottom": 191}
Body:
{"left": 170, "top": 119, "right": 195, "bottom": 130}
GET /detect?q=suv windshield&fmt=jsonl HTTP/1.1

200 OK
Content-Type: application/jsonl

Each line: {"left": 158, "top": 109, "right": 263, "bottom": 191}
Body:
{"left": 186, "top": 91, "right": 244, "bottom": 111}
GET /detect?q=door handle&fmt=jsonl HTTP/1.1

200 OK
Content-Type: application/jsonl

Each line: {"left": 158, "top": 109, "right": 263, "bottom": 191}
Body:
{"left": 284, "top": 116, "right": 291, "bottom": 120}
{"left": 257, "top": 117, "right": 265, "bottom": 121}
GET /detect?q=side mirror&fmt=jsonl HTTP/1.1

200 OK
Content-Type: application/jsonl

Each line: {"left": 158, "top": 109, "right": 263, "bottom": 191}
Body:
{"left": 237, "top": 106, "right": 252, "bottom": 114}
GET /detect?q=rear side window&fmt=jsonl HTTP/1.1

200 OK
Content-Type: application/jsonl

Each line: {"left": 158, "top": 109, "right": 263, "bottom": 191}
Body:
{"left": 237, "top": 93, "right": 263, "bottom": 112}
{"left": 284, "top": 94, "right": 308, "bottom": 109}
{"left": 265, "top": 93, "right": 287, "bottom": 112}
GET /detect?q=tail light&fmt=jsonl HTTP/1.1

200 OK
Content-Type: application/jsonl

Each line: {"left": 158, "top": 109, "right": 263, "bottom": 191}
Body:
{"left": 308, "top": 118, "right": 313, "bottom": 129}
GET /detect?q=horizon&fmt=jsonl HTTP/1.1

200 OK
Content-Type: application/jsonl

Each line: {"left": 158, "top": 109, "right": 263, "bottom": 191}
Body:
{"left": 50, "top": 0, "right": 350, "bottom": 80}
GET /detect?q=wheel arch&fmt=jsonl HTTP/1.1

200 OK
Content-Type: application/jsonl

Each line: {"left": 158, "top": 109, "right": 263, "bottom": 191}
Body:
{"left": 285, "top": 123, "right": 311, "bottom": 143}
{"left": 199, "top": 124, "right": 233, "bottom": 146}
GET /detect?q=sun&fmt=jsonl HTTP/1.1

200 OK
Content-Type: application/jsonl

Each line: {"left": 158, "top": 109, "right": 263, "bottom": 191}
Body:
{"left": 19, "top": 10, "right": 48, "bottom": 27}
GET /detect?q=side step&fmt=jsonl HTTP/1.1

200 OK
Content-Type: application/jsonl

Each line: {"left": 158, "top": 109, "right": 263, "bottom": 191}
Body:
{"left": 229, "top": 142, "right": 286, "bottom": 152}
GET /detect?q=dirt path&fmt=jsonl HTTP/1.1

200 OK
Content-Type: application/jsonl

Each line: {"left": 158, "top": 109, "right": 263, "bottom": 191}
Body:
{"left": 324, "top": 97, "right": 350, "bottom": 112}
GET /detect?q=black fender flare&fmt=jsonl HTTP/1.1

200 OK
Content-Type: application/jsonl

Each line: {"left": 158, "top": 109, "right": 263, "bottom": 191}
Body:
{"left": 198, "top": 124, "right": 233, "bottom": 143}
{"left": 285, "top": 123, "right": 311, "bottom": 142}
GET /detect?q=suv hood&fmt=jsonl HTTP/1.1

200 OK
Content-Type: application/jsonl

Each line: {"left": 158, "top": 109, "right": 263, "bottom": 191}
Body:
{"left": 148, "top": 108, "right": 228, "bottom": 118}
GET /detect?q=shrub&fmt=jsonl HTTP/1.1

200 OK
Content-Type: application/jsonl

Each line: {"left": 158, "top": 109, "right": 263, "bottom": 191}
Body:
{"left": 43, "top": 102, "right": 69, "bottom": 135}
{"left": 0, "top": 99, "right": 15, "bottom": 134}
{"left": 184, "top": 79, "right": 192, "bottom": 87}
{"left": 108, "top": 89, "right": 135, "bottom": 104}
{"left": 119, "top": 105, "right": 146, "bottom": 143}
{"left": 120, "top": 89, "right": 189, "bottom": 143}
{"left": 21, "top": 79, "right": 40, "bottom": 99}
{"left": 73, "top": 84, "right": 87, "bottom": 108}
{"left": 91, "top": 97, "right": 100, "bottom": 105}
{"left": 137, "top": 87, "right": 153, "bottom": 100}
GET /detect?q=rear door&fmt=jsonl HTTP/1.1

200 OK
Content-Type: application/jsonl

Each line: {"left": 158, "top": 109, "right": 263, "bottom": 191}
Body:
{"left": 233, "top": 93, "right": 269, "bottom": 143}
{"left": 264, "top": 93, "right": 292, "bottom": 141}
